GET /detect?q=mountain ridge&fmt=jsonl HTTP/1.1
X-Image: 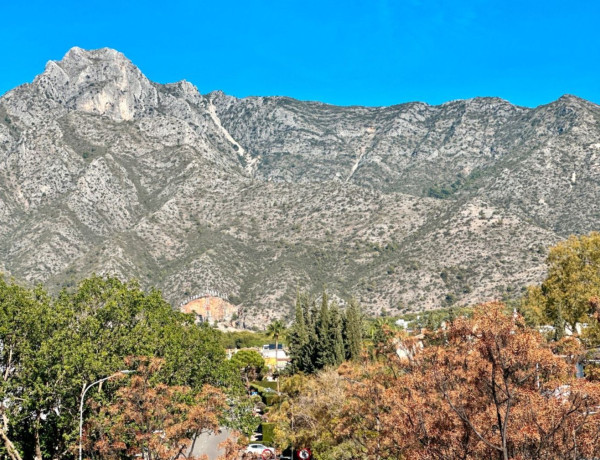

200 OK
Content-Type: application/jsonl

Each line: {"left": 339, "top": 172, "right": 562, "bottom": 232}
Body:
{"left": 1, "top": 47, "right": 599, "bottom": 325}
{"left": 6, "top": 47, "right": 595, "bottom": 111}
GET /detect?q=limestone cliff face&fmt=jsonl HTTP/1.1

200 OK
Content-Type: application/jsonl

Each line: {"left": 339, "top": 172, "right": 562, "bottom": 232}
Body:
{"left": 180, "top": 297, "right": 238, "bottom": 323}
{"left": 0, "top": 47, "right": 599, "bottom": 325}
{"left": 34, "top": 47, "right": 157, "bottom": 121}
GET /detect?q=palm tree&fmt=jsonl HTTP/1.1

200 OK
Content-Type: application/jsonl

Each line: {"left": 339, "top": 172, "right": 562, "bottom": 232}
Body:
{"left": 266, "top": 320, "right": 285, "bottom": 393}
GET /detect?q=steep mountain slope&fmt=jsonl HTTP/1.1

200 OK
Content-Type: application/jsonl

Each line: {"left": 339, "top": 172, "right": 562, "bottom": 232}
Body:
{"left": 1, "top": 47, "right": 598, "bottom": 325}
{"left": 210, "top": 92, "right": 600, "bottom": 234}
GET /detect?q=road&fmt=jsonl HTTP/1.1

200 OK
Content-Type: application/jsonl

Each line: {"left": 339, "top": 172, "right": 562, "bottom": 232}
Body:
{"left": 189, "top": 427, "right": 234, "bottom": 460}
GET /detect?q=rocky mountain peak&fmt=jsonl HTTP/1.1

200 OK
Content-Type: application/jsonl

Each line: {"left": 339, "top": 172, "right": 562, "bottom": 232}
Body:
{"left": 1, "top": 48, "right": 600, "bottom": 325}
{"left": 538, "top": 94, "right": 600, "bottom": 116}
{"left": 33, "top": 47, "right": 158, "bottom": 121}
{"left": 556, "top": 94, "right": 587, "bottom": 104}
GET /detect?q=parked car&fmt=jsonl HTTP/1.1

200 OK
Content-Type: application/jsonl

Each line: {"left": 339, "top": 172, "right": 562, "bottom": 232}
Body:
{"left": 245, "top": 443, "right": 276, "bottom": 458}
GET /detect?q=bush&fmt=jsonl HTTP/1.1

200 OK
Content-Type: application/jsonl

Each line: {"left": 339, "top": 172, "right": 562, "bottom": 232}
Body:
{"left": 249, "top": 382, "right": 280, "bottom": 406}
{"left": 252, "top": 381, "right": 278, "bottom": 390}
{"left": 261, "top": 422, "right": 275, "bottom": 445}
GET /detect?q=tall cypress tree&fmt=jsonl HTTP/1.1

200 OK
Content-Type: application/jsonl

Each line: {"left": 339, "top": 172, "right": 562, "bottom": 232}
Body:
{"left": 329, "top": 301, "right": 345, "bottom": 366}
{"left": 290, "top": 291, "right": 365, "bottom": 372}
{"left": 316, "top": 290, "right": 334, "bottom": 368}
{"left": 308, "top": 294, "right": 319, "bottom": 331}
{"left": 294, "top": 291, "right": 307, "bottom": 334}
{"left": 289, "top": 291, "right": 310, "bottom": 373}
{"left": 302, "top": 293, "right": 320, "bottom": 372}
{"left": 344, "top": 298, "right": 363, "bottom": 361}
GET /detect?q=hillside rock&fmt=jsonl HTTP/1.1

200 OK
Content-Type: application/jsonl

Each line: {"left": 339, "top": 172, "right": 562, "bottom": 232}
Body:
{"left": 1, "top": 47, "right": 599, "bottom": 326}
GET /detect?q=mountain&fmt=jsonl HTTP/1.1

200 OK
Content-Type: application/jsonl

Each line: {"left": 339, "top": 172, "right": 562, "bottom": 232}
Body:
{"left": 1, "top": 47, "right": 599, "bottom": 325}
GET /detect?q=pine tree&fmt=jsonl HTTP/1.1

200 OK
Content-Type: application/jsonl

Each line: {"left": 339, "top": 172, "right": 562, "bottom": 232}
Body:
{"left": 344, "top": 298, "right": 363, "bottom": 361}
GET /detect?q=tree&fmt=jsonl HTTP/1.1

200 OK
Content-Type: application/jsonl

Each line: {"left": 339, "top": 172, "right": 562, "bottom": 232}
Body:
{"left": 0, "top": 275, "right": 238, "bottom": 459}
{"left": 85, "top": 357, "right": 226, "bottom": 460}
{"left": 340, "top": 303, "right": 600, "bottom": 460}
{"left": 288, "top": 292, "right": 314, "bottom": 374}
{"left": 316, "top": 292, "right": 334, "bottom": 368}
{"left": 0, "top": 278, "right": 53, "bottom": 460}
{"left": 269, "top": 371, "right": 354, "bottom": 459}
{"left": 225, "top": 395, "right": 261, "bottom": 439}
{"left": 524, "top": 232, "right": 600, "bottom": 339}
{"left": 329, "top": 302, "right": 345, "bottom": 366}
{"left": 519, "top": 285, "right": 548, "bottom": 327}
{"left": 266, "top": 320, "right": 286, "bottom": 392}
{"left": 230, "top": 350, "right": 266, "bottom": 386}
{"left": 288, "top": 292, "right": 365, "bottom": 373}
{"left": 344, "top": 299, "right": 363, "bottom": 361}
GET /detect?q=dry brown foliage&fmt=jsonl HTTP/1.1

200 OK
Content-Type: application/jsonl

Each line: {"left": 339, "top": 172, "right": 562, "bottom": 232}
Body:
{"left": 341, "top": 303, "right": 600, "bottom": 460}
{"left": 273, "top": 303, "right": 600, "bottom": 459}
{"left": 84, "top": 357, "right": 227, "bottom": 460}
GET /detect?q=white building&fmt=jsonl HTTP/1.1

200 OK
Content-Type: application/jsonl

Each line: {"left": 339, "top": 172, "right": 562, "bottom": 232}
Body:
{"left": 261, "top": 344, "right": 289, "bottom": 370}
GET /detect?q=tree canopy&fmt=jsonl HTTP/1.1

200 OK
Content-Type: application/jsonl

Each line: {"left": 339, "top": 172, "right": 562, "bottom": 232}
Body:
{"left": 230, "top": 349, "right": 266, "bottom": 385}
{"left": 0, "top": 275, "right": 239, "bottom": 459}
{"left": 84, "top": 356, "right": 225, "bottom": 460}
{"left": 287, "top": 291, "right": 363, "bottom": 374}
{"left": 270, "top": 303, "right": 600, "bottom": 460}
{"left": 521, "top": 232, "right": 600, "bottom": 343}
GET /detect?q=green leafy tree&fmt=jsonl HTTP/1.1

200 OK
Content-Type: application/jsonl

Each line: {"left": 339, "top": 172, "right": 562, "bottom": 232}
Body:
{"left": 0, "top": 275, "right": 238, "bottom": 459}
{"left": 0, "top": 278, "right": 56, "bottom": 460}
{"left": 225, "top": 395, "right": 262, "bottom": 439}
{"left": 520, "top": 232, "right": 600, "bottom": 343}
{"left": 542, "top": 232, "right": 600, "bottom": 332}
{"left": 230, "top": 350, "right": 266, "bottom": 386}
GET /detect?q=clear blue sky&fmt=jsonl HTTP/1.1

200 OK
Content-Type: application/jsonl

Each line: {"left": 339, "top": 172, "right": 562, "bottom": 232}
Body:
{"left": 1, "top": 0, "right": 599, "bottom": 107}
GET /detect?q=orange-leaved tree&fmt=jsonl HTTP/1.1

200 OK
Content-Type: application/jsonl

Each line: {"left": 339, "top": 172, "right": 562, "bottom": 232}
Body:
{"left": 340, "top": 303, "right": 600, "bottom": 460}
{"left": 84, "top": 356, "right": 226, "bottom": 460}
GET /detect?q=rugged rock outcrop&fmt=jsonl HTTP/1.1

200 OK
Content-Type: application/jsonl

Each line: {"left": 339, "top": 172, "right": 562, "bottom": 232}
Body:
{"left": 1, "top": 47, "right": 599, "bottom": 325}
